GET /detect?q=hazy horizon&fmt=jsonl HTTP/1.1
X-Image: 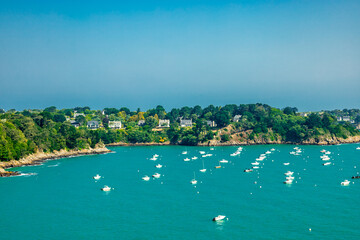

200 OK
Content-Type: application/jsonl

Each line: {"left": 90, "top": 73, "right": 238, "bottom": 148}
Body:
{"left": 1, "top": 1, "right": 359, "bottom": 112}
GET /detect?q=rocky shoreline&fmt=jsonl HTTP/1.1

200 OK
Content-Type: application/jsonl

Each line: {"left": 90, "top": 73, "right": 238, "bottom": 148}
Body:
{"left": 0, "top": 147, "right": 111, "bottom": 177}
{"left": 105, "top": 135, "right": 360, "bottom": 147}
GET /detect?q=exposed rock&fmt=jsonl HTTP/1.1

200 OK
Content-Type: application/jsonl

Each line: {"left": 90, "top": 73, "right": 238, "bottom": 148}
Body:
{"left": 0, "top": 147, "right": 111, "bottom": 177}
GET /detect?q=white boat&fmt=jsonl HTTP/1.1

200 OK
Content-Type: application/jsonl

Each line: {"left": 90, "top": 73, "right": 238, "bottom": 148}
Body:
{"left": 252, "top": 166, "right": 259, "bottom": 169}
{"left": 284, "top": 171, "right": 294, "bottom": 176}
{"left": 256, "top": 156, "right": 265, "bottom": 161}
{"left": 323, "top": 162, "right": 331, "bottom": 166}
{"left": 150, "top": 157, "right": 158, "bottom": 161}
{"left": 191, "top": 156, "right": 198, "bottom": 160}
{"left": 182, "top": 151, "right": 188, "bottom": 155}
{"left": 210, "top": 148, "right": 214, "bottom": 150}
{"left": 238, "top": 147, "right": 243, "bottom": 151}
{"left": 270, "top": 148, "right": 275, "bottom": 151}
{"left": 341, "top": 180, "right": 350, "bottom": 186}
{"left": 320, "top": 149, "right": 326, "bottom": 153}
{"left": 152, "top": 173, "right": 161, "bottom": 178}
{"left": 200, "top": 159, "right": 207, "bottom": 173}
{"left": 142, "top": 175, "right": 150, "bottom": 181}
{"left": 265, "top": 151, "right": 271, "bottom": 154}
{"left": 219, "top": 159, "right": 228, "bottom": 163}
{"left": 283, "top": 163, "right": 290, "bottom": 166}
{"left": 321, "top": 156, "right": 330, "bottom": 161}
{"left": 93, "top": 174, "right": 101, "bottom": 180}
{"left": 101, "top": 185, "right": 112, "bottom": 191}
{"left": 356, "top": 147, "right": 360, "bottom": 150}
{"left": 284, "top": 179, "right": 293, "bottom": 184}
{"left": 289, "top": 151, "right": 296, "bottom": 155}
{"left": 244, "top": 169, "right": 253, "bottom": 172}
{"left": 199, "top": 151, "right": 206, "bottom": 154}
{"left": 212, "top": 215, "right": 226, "bottom": 221}
{"left": 190, "top": 172, "right": 197, "bottom": 185}
{"left": 184, "top": 158, "right": 190, "bottom": 162}
{"left": 155, "top": 164, "right": 162, "bottom": 168}
{"left": 153, "top": 154, "right": 159, "bottom": 157}
{"left": 286, "top": 176, "right": 295, "bottom": 180}
{"left": 251, "top": 162, "right": 260, "bottom": 166}
{"left": 325, "top": 151, "right": 331, "bottom": 155}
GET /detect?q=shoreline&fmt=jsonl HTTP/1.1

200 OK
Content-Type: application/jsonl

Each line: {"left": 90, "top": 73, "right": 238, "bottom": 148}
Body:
{"left": 0, "top": 147, "right": 111, "bottom": 177}
{"left": 106, "top": 136, "right": 360, "bottom": 147}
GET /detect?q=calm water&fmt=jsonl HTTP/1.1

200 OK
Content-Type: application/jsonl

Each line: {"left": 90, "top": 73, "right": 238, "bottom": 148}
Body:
{"left": 1, "top": 144, "right": 360, "bottom": 239}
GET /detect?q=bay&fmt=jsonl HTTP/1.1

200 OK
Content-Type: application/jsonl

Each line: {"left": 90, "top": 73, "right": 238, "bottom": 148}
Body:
{"left": 1, "top": 144, "right": 360, "bottom": 239}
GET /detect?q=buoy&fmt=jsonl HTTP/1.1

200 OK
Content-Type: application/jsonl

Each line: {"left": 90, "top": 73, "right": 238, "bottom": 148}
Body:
{"left": 309, "top": 228, "right": 312, "bottom": 232}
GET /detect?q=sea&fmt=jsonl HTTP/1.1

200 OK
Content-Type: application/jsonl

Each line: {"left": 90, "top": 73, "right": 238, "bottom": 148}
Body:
{"left": 1, "top": 144, "right": 360, "bottom": 239}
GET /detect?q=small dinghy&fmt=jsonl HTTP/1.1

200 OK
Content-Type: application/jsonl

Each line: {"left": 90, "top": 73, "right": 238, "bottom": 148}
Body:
{"left": 142, "top": 175, "right": 150, "bottom": 181}
{"left": 93, "top": 174, "right": 101, "bottom": 180}
{"left": 101, "top": 185, "right": 112, "bottom": 191}
{"left": 212, "top": 215, "right": 226, "bottom": 221}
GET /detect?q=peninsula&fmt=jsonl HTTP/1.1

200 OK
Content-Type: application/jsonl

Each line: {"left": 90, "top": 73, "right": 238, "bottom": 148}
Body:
{"left": 1, "top": 104, "right": 359, "bottom": 176}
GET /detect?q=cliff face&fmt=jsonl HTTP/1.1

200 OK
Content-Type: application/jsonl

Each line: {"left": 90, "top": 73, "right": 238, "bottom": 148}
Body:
{"left": 0, "top": 147, "right": 111, "bottom": 177}
{"left": 198, "top": 125, "right": 360, "bottom": 146}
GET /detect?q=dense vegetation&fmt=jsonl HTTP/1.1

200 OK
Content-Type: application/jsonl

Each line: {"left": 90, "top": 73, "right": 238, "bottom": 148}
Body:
{"left": 0, "top": 104, "right": 359, "bottom": 161}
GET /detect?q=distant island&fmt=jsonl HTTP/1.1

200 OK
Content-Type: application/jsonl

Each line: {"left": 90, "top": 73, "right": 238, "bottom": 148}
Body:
{"left": 1, "top": 104, "right": 360, "bottom": 175}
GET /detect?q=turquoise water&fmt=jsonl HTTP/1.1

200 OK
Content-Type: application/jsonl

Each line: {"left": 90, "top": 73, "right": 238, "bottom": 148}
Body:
{"left": 1, "top": 144, "right": 360, "bottom": 239}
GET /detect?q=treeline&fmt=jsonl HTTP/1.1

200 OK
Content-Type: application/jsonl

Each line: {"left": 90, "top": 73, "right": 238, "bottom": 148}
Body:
{"left": 0, "top": 104, "right": 359, "bottom": 161}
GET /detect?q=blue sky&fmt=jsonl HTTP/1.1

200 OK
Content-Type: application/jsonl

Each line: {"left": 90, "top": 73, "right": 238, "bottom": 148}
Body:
{"left": 0, "top": 0, "right": 359, "bottom": 111}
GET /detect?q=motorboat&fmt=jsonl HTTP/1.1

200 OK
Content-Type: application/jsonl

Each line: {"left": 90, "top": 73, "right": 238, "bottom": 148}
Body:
{"left": 356, "top": 147, "right": 360, "bottom": 150}
{"left": 244, "top": 169, "right": 253, "bottom": 172}
{"left": 191, "top": 156, "right": 198, "bottom": 160}
{"left": 219, "top": 159, "right": 228, "bottom": 163}
{"left": 152, "top": 173, "right": 161, "bottom": 178}
{"left": 325, "top": 151, "right": 331, "bottom": 155}
{"left": 321, "top": 156, "right": 330, "bottom": 161}
{"left": 252, "top": 166, "right": 259, "bottom": 169}
{"left": 289, "top": 151, "right": 296, "bottom": 155}
{"left": 155, "top": 164, "right": 163, "bottom": 168}
{"left": 265, "top": 151, "right": 271, "bottom": 154}
{"left": 284, "top": 171, "right": 294, "bottom": 176}
{"left": 150, "top": 157, "right": 158, "bottom": 161}
{"left": 341, "top": 180, "right": 350, "bottom": 186}
{"left": 153, "top": 154, "right": 159, "bottom": 157}
{"left": 210, "top": 148, "right": 214, "bottom": 150}
{"left": 93, "top": 174, "right": 101, "bottom": 180}
{"left": 323, "top": 162, "right": 331, "bottom": 166}
{"left": 286, "top": 176, "right": 295, "bottom": 180}
{"left": 270, "top": 148, "right": 275, "bottom": 151}
{"left": 256, "top": 157, "right": 265, "bottom": 161}
{"left": 283, "top": 163, "right": 290, "bottom": 166}
{"left": 101, "top": 185, "right": 112, "bottom": 191}
{"left": 199, "top": 151, "right": 206, "bottom": 154}
{"left": 142, "top": 175, "right": 150, "bottom": 181}
{"left": 182, "top": 151, "right": 188, "bottom": 155}
{"left": 251, "top": 162, "right": 260, "bottom": 166}
{"left": 184, "top": 158, "right": 190, "bottom": 162}
{"left": 320, "top": 149, "right": 326, "bottom": 153}
{"left": 212, "top": 215, "right": 226, "bottom": 221}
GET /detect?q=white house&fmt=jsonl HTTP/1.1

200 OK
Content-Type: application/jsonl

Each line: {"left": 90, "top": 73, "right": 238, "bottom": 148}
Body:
{"left": 233, "top": 115, "right": 242, "bottom": 122}
{"left": 343, "top": 116, "right": 351, "bottom": 122}
{"left": 180, "top": 119, "right": 192, "bottom": 127}
{"left": 206, "top": 120, "right": 217, "bottom": 127}
{"left": 87, "top": 121, "right": 100, "bottom": 130}
{"left": 74, "top": 111, "right": 85, "bottom": 118}
{"left": 138, "top": 120, "right": 146, "bottom": 126}
{"left": 336, "top": 116, "right": 343, "bottom": 121}
{"left": 70, "top": 120, "right": 80, "bottom": 128}
{"left": 109, "top": 121, "right": 122, "bottom": 129}
{"left": 158, "top": 119, "right": 170, "bottom": 128}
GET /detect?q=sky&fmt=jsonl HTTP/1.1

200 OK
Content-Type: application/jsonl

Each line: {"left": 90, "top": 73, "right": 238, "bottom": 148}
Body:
{"left": 0, "top": 0, "right": 359, "bottom": 112}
